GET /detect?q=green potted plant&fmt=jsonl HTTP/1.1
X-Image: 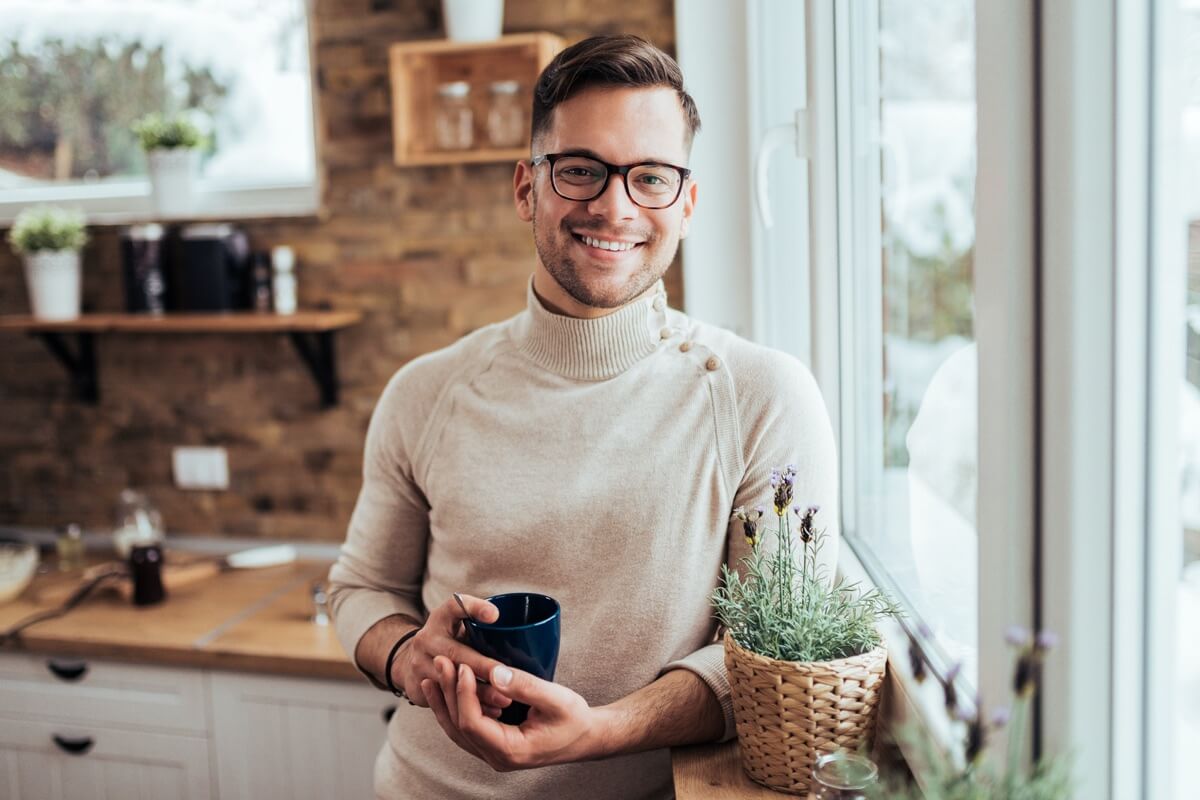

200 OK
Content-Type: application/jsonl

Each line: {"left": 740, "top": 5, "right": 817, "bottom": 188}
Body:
{"left": 6, "top": 205, "right": 89, "bottom": 320}
{"left": 870, "top": 627, "right": 1072, "bottom": 798}
{"left": 132, "top": 112, "right": 206, "bottom": 218}
{"left": 712, "top": 465, "right": 902, "bottom": 795}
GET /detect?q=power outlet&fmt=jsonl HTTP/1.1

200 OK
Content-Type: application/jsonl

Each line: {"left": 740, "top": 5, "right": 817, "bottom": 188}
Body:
{"left": 172, "top": 446, "right": 230, "bottom": 490}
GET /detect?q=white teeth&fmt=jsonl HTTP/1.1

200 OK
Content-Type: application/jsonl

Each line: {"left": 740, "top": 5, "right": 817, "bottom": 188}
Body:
{"left": 581, "top": 235, "right": 638, "bottom": 252}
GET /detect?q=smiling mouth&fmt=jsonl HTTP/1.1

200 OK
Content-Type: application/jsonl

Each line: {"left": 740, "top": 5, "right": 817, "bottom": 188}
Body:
{"left": 571, "top": 232, "right": 646, "bottom": 253}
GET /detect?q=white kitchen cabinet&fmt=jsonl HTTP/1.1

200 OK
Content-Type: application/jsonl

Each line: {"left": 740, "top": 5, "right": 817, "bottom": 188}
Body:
{"left": 210, "top": 671, "right": 392, "bottom": 800}
{"left": 0, "top": 715, "right": 212, "bottom": 800}
{"left": 0, "top": 653, "right": 391, "bottom": 800}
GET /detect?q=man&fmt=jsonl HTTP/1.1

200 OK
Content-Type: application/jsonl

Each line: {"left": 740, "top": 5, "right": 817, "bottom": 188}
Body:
{"left": 328, "top": 34, "right": 837, "bottom": 800}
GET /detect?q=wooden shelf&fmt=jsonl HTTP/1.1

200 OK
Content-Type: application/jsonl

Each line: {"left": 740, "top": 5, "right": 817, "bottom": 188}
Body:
{"left": 0, "top": 311, "right": 362, "bottom": 409}
{"left": 389, "top": 32, "right": 564, "bottom": 167}
{"left": 0, "top": 311, "right": 361, "bottom": 334}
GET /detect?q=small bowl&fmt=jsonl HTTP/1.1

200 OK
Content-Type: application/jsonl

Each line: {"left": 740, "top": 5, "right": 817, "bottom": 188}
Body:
{"left": 0, "top": 543, "right": 39, "bottom": 604}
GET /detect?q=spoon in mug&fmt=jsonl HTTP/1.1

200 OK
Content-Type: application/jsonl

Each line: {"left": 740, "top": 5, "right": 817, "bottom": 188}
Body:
{"left": 453, "top": 592, "right": 476, "bottom": 624}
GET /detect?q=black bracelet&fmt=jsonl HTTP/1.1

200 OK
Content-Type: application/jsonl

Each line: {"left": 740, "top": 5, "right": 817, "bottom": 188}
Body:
{"left": 384, "top": 625, "right": 422, "bottom": 702}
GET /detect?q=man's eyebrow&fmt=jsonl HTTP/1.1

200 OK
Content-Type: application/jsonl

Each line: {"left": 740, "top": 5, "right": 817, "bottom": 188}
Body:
{"left": 558, "top": 148, "right": 680, "bottom": 165}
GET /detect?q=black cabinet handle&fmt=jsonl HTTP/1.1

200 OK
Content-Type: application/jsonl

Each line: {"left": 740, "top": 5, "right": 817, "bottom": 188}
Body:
{"left": 46, "top": 659, "right": 88, "bottom": 682}
{"left": 382, "top": 705, "right": 396, "bottom": 724}
{"left": 52, "top": 734, "right": 94, "bottom": 755}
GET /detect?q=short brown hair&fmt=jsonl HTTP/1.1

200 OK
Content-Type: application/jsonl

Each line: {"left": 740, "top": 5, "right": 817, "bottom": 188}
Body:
{"left": 531, "top": 34, "right": 701, "bottom": 151}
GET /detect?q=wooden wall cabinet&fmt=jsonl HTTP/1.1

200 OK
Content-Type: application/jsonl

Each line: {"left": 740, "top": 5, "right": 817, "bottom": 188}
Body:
{"left": 389, "top": 32, "right": 565, "bottom": 167}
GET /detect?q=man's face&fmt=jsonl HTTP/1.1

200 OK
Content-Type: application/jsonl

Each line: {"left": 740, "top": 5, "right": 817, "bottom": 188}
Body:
{"left": 514, "top": 86, "right": 698, "bottom": 314}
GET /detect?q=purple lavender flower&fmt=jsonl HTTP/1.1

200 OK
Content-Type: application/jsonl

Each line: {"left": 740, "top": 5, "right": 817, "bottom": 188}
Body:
{"left": 1005, "top": 625, "right": 1029, "bottom": 647}
{"left": 907, "top": 634, "right": 927, "bottom": 683}
{"left": 917, "top": 622, "right": 933, "bottom": 639}
{"left": 941, "top": 662, "right": 963, "bottom": 713}
{"left": 951, "top": 703, "right": 975, "bottom": 723}
{"left": 770, "top": 465, "right": 797, "bottom": 515}
{"left": 1035, "top": 630, "right": 1059, "bottom": 651}
{"left": 989, "top": 706, "right": 1011, "bottom": 728}
{"left": 731, "top": 506, "right": 765, "bottom": 547}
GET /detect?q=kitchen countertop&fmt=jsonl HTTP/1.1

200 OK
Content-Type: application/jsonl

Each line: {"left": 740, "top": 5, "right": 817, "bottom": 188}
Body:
{"left": 0, "top": 554, "right": 358, "bottom": 680}
{"left": 1, "top": 547, "right": 787, "bottom": 797}
{"left": 672, "top": 741, "right": 791, "bottom": 799}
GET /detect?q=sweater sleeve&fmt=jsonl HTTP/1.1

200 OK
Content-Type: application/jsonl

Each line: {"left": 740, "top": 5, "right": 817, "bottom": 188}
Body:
{"left": 660, "top": 350, "right": 839, "bottom": 741}
{"left": 326, "top": 366, "right": 435, "bottom": 688}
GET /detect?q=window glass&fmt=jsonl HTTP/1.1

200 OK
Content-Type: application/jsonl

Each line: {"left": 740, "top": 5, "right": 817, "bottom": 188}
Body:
{"left": 1174, "top": 2, "right": 1199, "bottom": 794}
{"left": 0, "top": 0, "right": 315, "bottom": 192}
{"left": 844, "top": 0, "right": 979, "bottom": 682}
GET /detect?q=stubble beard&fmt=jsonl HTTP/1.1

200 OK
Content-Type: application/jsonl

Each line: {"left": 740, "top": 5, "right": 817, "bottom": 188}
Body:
{"left": 530, "top": 189, "right": 677, "bottom": 310}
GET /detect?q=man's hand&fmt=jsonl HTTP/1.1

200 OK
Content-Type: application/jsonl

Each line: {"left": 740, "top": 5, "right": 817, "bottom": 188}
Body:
{"left": 391, "top": 594, "right": 513, "bottom": 717}
{"left": 422, "top": 661, "right": 610, "bottom": 771}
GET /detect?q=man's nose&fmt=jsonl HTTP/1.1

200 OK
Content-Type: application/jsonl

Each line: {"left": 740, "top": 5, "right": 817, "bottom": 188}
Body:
{"left": 585, "top": 173, "right": 640, "bottom": 221}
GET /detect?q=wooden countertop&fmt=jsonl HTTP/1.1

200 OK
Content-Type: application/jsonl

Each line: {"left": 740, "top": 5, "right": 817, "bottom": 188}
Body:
{"left": 3, "top": 553, "right": 789, "bottom": 795}
{"left": 671, "top": 741, "right": 791, "bottom": 799}
{"left": 0, "top": 556, "right": 359, "bottom": 680}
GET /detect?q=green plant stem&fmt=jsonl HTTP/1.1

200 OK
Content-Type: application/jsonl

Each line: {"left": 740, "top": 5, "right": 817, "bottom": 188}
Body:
{"left": 1006, "top": 695, "right": 1028, "bottom": 790}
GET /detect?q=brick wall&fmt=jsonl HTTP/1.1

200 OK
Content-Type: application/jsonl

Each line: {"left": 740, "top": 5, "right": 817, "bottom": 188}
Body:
{"left": 0, "top": 0, "right": 682, "bottom": 540}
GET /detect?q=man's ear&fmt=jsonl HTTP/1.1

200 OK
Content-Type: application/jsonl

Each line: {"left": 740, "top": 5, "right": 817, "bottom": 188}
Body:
{"left": 514, "top": 159, "right": 535, "bottom": 222}
{"left": 679, "top": 179, "right": 698, "bottom": 239}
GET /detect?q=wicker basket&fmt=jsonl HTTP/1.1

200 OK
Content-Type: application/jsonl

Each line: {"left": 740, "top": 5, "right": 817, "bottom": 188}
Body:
{"left": 723, "top": 631, "right": 887, "bottom": 795}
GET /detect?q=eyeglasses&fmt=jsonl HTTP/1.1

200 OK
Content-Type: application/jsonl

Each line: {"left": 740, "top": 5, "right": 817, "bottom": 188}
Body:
{"left": 531, "top": 152, "right": 692, "bottom": 210}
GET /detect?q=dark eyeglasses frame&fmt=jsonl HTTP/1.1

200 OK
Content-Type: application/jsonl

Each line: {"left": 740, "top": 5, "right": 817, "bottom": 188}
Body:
{"left": 531, "top": 152, "right": 692, "bottom": 209}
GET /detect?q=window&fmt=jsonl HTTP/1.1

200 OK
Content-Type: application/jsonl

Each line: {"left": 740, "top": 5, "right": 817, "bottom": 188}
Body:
{"left": 0, "top": 0, "right": 318, "bottom": 223}
{"left": 1167, "top": 1, "right": 1199, "bottom": 795}
{"left": 837, "top": 0, "right": 980, "bottom": 684}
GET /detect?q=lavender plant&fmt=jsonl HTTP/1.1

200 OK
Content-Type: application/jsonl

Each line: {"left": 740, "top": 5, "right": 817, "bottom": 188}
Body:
{"left": 871, "top": 628, "right": 1072, "bottom": 799}
{"left": 711, "top": 465, "right": 901, "bottom": 663}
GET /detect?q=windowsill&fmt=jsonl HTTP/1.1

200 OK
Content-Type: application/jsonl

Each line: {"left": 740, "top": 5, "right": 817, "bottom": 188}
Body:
{"left": 836, "top": 540, "right": 966, "bottom": 778}
{"left": 0, "top": 180, "right": 322, "bottom": 227}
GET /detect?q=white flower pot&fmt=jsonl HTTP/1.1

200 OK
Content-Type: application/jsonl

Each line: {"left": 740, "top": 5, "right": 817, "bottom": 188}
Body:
{"left": 23, "top": 250, "right": 82, "bottom": 321}
{"left": 442, "top": 0, "right": 504, "bottom": 41}
{"left": 147, "top": 148, "right": 200, "bottom": 218}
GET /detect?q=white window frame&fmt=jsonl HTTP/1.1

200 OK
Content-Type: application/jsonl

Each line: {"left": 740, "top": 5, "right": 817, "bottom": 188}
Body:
{"left": 681, "top": 1, "right": 1187, "bottom": 794}
{"left": 818, "top": 0, "right": 1018, "bottom": 765}
{"left": 0, "top": 0, "right": 323, "bottom": 226}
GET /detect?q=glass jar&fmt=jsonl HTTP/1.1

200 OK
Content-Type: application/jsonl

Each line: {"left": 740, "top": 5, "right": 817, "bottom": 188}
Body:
{"left": 809, "top": 752, "right": 878, "bottom": 800}
{"left": 434, "top": 81, "right": 474, "bottom": 150}
{"left": 113, "top": 488, "right": 164, "bottom": 560}
{"left": 486, "top": 80, "right": 525, "bottom": 148}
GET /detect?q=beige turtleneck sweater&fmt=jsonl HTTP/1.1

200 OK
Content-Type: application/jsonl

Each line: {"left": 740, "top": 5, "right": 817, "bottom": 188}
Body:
{"left": 328, "top": 279, "right": 837, "bottom": 800}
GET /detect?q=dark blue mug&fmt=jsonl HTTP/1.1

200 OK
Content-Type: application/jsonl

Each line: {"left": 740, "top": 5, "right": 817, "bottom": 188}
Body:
{"left": 464, "top": 592, "right": 561, "bottom": 725}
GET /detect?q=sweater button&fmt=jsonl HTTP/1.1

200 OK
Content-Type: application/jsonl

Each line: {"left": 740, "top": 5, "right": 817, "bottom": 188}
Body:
{"left": 659, "top": 327, "right": 673, "bottom": 340}
{"left": 679, "top": 341, "right": 692, "bottom": 353}
{"left": 653, "top": 296, "right": 666, "bottom": 311}
{"left": 706, "top": 356, "right": 720, "bottom": 371}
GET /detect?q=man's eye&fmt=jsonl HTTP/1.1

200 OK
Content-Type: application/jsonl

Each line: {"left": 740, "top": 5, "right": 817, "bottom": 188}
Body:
{"left": 561, "top": 168, "right": 602, "bottom": 179}
{"left": 638, "top": 174, "right": 667, "bottom": 185}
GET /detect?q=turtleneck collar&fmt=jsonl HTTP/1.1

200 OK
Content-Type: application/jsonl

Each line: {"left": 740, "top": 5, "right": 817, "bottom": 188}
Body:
{"left": 512, "top": 277, "right": 671, "bottom": 381}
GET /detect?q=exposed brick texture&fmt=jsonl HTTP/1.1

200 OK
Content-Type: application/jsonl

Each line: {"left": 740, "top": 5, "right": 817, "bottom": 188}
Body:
{"left": 0, "top": 0, "right": 683, "bottom": 540}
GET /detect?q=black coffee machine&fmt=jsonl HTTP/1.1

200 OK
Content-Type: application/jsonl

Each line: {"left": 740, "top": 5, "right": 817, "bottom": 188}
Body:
{"left": 121, "top": 223, "right": 252, "bottom": 312}
{"left": 171, "top": 224, "right": 252, "bottom": 311}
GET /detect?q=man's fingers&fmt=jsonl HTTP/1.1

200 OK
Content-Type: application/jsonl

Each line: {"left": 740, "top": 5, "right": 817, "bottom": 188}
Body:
{"left": 423, "top": 679, "right": 483, "bottom": 759}
{"left": 489, "top": 664, "right": 570, "bottom": 711}
{"left": 456, "top": 664, "right": 513, "bottom": 755}
{"left": 441, "top": 593, "right": 499, "bottom": 627}
{"left": 434, "top": 656, "right": 461, "bottom": 725}
{"left": 477, "top": 682, "right": 513, "bottom": 709}
{"left": 445, "top": 642, "right": 508, "bottom": 687}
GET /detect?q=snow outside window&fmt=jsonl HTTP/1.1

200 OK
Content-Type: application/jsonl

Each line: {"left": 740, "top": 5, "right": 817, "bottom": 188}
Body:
{"left": 840, "top": 0, "right": 980, "bottom": 685}
{"left": 0, "top": 0, "right": 317, "bottom": 222}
